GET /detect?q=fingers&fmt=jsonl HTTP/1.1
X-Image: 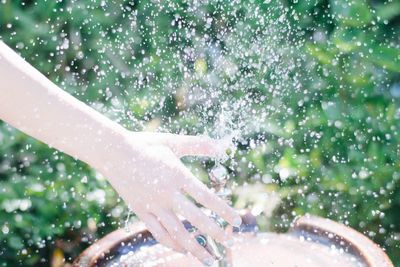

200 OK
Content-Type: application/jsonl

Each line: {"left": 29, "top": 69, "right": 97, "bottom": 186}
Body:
{"left": 139, "top": 212, "right": 185, "bottom": 254}
{"left": 162, "top": 134, "right": 230, "bottom": 158}
{"left": 132, "top": 131, "right": 231, "bottom": 158}
{"left": 182, "top": 174, "right": 241, "bottom": 228}
{"left": 173, "top": 193, "right": 233, "bottom": 247}
{"left": 157, "top": 209, "right": 215, "bottom": 266}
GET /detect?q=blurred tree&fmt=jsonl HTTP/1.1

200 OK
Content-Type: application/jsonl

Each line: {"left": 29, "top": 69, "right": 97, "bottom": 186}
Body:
{"left": 0, "top": 0, "right": 399, "bottom": 266}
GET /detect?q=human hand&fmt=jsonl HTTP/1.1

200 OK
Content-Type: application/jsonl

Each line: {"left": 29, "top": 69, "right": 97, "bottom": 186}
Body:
{"left": 0, "top": 41, "right": 238, "bottom": 266}
{"left": 100, "top": 131, "right": 241, "bottom": 266}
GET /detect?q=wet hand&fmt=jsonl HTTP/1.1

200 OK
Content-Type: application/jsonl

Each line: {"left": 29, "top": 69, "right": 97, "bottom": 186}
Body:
{"left": 100, "top": 132, "right": 241, "bottom": 266}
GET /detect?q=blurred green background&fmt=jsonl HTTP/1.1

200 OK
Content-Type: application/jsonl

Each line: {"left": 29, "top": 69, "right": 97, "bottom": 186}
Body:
{"left": 0, "top": 0, "right": 399, "bottom": 266}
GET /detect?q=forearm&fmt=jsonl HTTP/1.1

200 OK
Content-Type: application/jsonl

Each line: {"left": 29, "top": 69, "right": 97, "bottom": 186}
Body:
{"left": 0, "top": 41, "right": 130, "bottom": 171}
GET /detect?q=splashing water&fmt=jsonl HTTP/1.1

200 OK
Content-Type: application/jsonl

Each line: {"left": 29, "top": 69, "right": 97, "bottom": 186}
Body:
{"left": 1, "top": 0, "right": 400, "bottom": 265}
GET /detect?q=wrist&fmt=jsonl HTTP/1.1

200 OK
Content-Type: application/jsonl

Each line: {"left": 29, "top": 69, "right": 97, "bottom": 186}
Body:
{"left": 85, "top": 128, "right": 137, "bottom": 174}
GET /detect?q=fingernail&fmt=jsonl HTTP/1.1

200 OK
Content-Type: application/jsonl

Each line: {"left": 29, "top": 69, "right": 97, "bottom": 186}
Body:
{"left": 233, "top": 216, "right": 242, "bottom": 227}
{"left": 226, "top": 239, "right": 234, "bottom": 247}
{"left": 203, "top": 258, "right": 214, "bottom": 266}
{"left": 196, "top": 235, "right": 207, "bottom": 247}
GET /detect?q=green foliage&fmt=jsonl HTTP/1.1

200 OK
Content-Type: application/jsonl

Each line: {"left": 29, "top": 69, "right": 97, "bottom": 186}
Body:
{"left": 0, "top": 0, "right": 399, "bottom": 266}
{"left": 0, "top": 126, "right": 125, "bottom": 265}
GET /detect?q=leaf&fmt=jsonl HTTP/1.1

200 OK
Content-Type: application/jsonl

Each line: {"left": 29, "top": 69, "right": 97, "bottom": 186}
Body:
{"left": 0, "top": 0, "right": 13, "bottom": 23}
{"left": 375, "top": 1, "right": 400, "bottom": 21}
{"left": 364, "top": 45, "right": 400, "bottom": 73}
{"left": 8, "top": 236, "right": 24, "bottom": 250}
{"left": 332, "top": 27, "right": 365, "bottom": 53}
{"left": 194, "top": 58, "right": 207, "bottom": 76}
{"left": 343, "top": 54, "right": 374, "bottom": 87}
{"left": 293, "top": 0, "right": 322, "bottom": 14}
{"left": 331, "top": 0, "right": 373, "bottom": 27}
{"left": 305, "top": 43, "right": 335, "bottom": 64}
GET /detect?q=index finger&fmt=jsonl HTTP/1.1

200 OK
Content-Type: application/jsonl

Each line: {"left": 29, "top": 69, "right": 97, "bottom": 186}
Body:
{"left": 181, "top": 174, "right": 242, "bottom": 228}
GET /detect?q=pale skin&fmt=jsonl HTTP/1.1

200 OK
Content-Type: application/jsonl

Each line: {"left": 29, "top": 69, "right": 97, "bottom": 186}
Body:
{"left": 0, "top": 41, "right": 241, "bottom": 266}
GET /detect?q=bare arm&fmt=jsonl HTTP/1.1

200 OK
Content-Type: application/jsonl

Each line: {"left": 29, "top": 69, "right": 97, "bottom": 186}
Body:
{"left": 0, "top": 41, "right": 240, "bottom": 266}
{"left": 0, "top": 41, "right": 130, "bottom": 171}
